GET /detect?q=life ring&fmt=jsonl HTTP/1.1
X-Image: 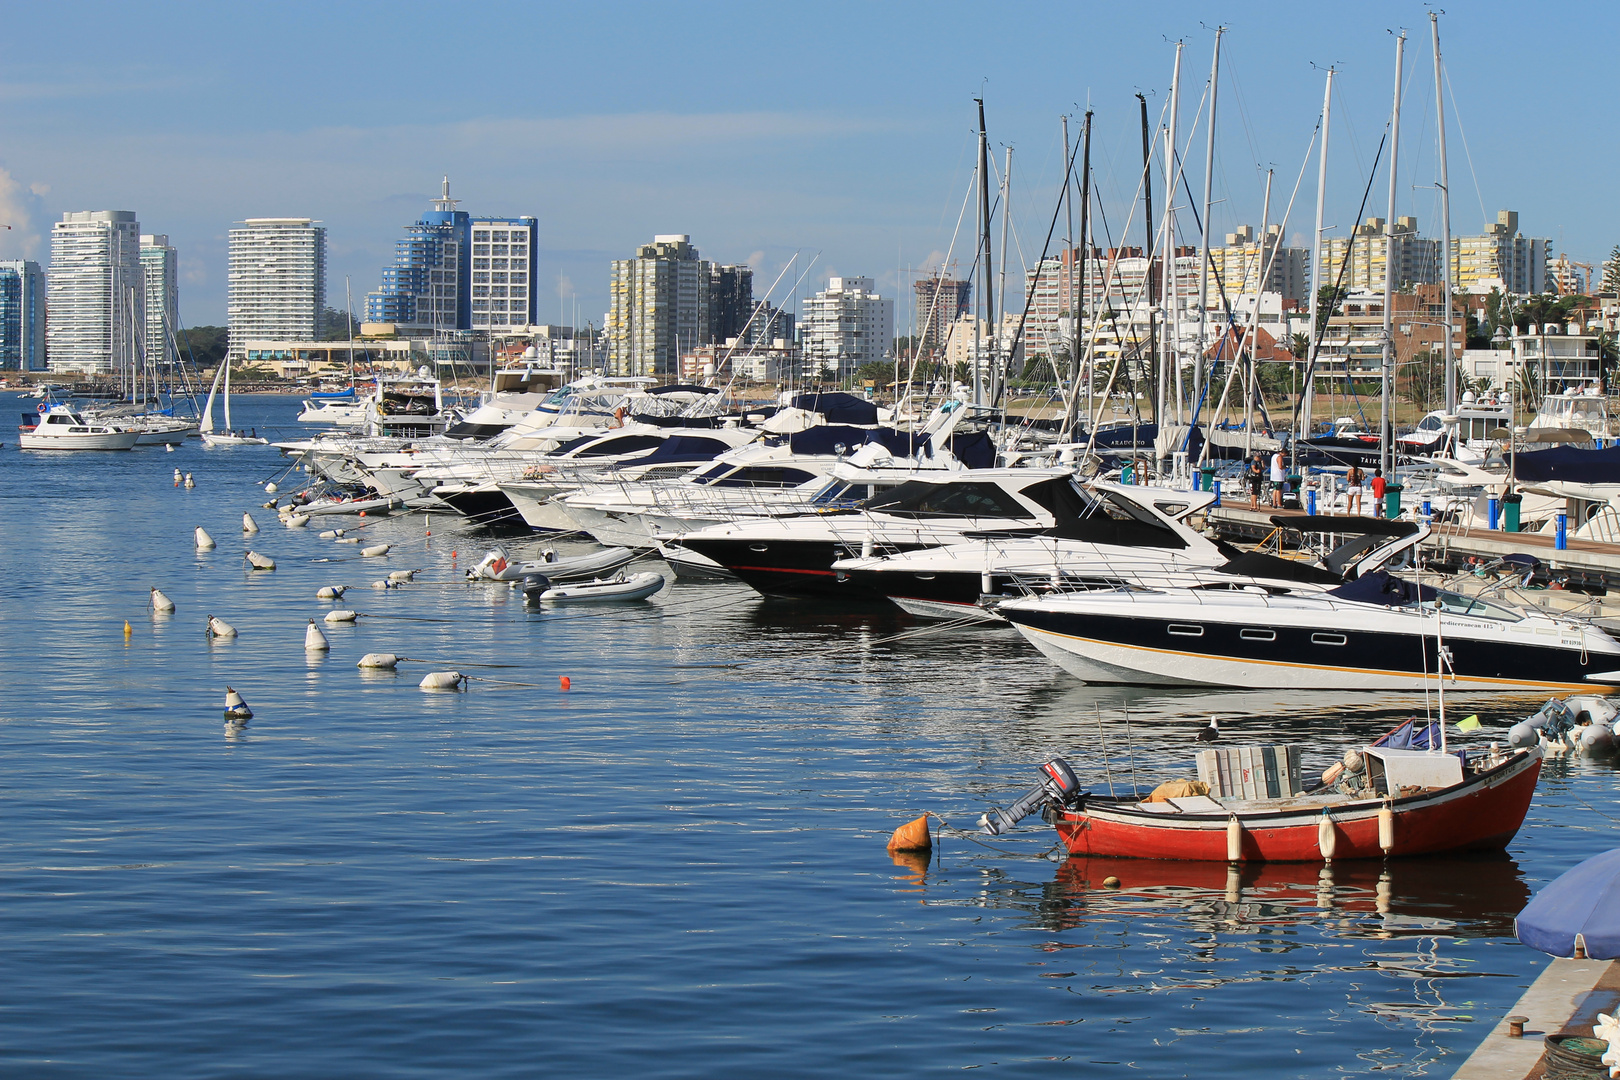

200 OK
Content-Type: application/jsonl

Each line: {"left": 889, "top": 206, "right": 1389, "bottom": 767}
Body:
{"left": 37, "top": 402, "right": 47, "bottom": 414}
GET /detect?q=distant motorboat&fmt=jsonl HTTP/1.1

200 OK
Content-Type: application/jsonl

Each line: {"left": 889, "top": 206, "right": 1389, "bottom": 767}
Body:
{"left": 17, "top": 404, "right": 140, "bottom": 450}
{"left": 470, "top": 544, "right": 637, "bottom": 582}
{"left": 527, "top": 571, "right": 665, "bottom": 603}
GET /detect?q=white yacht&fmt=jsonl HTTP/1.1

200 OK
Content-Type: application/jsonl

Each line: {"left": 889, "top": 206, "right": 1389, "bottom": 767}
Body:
{"left": 18, "top": 404, "right": 140, "bottom": 450}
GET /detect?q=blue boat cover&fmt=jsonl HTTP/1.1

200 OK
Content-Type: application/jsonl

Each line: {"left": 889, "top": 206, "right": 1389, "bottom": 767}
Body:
{"left": 632, "top": 435, "right": 732, "bottom": 465}
{"left": 788, "top": 425, "right": 920, "bottom": 457}
{"left": 790, "top": 392, "right": 879, "bottom": 425}
{"left": 1512, "top": 444, "right": 1620, "bottom": 486}
{"left": 1326, "top": 570, "right": 1438, "bottom": 606}
{"left": 948, "top": 430, "right": 996, "bottom": 469}
{"left": 1516, "top": 848, "right": 1620, "bottom": 958}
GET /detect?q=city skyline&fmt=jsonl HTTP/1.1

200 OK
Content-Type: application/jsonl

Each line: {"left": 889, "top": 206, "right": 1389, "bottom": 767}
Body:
{"left": 1, "top": 1, "right": 1616, "bottom": 336}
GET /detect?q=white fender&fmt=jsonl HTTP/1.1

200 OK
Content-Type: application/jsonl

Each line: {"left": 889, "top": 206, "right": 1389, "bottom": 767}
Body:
{"left": 243, "top": 513, "right": 259, "bottom": 534}
{"left": 195, "top": 527, "right": 216, "bottom": 550}
{"left": 324, "top": 609, "right": 358, "bottom": 624}
{"left": 245, "top": 551, "right": 276, "bottom": 570}
{"left": 207, "top": 615, "right": 237, "bottom": 638}
{"left": 357, "top": 653, "right": 400, "bottom": 669}
{"left": 361, "top": 544, "right": 391, "bottom": 557}
{"left": 1317, "top": 810, "right": 1337, "bottom": 863}
{"left": 419, "top": 671, "right": 466, "bottom": 690}
{"left": 316, "top": 586, "right": 347, "bottom": 600}
{"left": 304, "top": 619, "right": 329, "bottom": 651}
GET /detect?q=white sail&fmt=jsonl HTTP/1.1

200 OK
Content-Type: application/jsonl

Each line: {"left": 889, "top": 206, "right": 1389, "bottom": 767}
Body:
{"left": 199, "top": 359, "right": 225, "bottom": 434}
{"left": 223, "top": 351, "right": 233, "bottom": 432}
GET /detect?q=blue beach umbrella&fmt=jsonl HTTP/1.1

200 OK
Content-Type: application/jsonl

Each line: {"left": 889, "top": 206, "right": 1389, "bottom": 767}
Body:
{"left": 1515, "top": 849, "right": 1620, "bottom": 959}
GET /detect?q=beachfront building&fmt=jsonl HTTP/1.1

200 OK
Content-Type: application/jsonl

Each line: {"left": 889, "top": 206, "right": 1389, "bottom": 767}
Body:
{"left": 1210, "top": 225, "right": 1312, "bottom": 301}
{"left": 0, "top": 260, "right": 46, "bottom": 371}
{"left": 799, "top": 276, "right": 893, "bottom": 379}
{"left": 1453, "top": 211, "right": 1549, "bottom": 296}
{"left": 913, "top": 277, "right": 970, "bottom": 357}
{"left": 227, "top": 218, "right": 327, "bottom": 362}
{"left": 607, "top": 234, "right": 713, "bottom": 378}
{"left": 366, "top": 179, "right": 468, "bottom": 332}
{"left": 140, "top": 234, "right": 177, "bottom": 365}
{"left": 710, "top": 264, "right": 754, "bottom": 344}
{"left": 46, "top": 210, "right": 143, "bottom": 374}
{"left": 1318, "top": 217, "right": 1441, "bottom": 295}
{"left": 470, "top": 216, "right": 538, "bottom": 330}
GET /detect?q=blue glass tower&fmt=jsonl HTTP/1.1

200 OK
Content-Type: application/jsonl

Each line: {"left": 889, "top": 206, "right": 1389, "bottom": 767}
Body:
{"left": 367, "top": 178, "right": 471, "bottom": 330}
{"left": 0, "top": 259, "right": 47, "bottom": 370}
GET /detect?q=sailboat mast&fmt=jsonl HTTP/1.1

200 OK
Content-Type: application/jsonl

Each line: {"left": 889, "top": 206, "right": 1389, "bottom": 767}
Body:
{"left": 1077, "top": 109, "right": 1093, "bottom": 430}
{"left": 975, "top": 98, "right": 994, "bottom": 408}
{"left": 998, "top": 147, "right": 1011, "bottom": 341}
{"left": 1138, "top": 94, "right": 1157, "bottom": 427}
{"left": 1432, "top": 12, "right": 1456, "bottom": 412}
{"left": 1161, "top": 41, "right": 1184, "bottom": 428}
{"left": 1302, "top": 67, "right": 1334, "bottom": 452}
{"left": 1195, "top": 27, "right": 1223, "bottom": 412}
{"left": 1248, "top": 168, "right": 1273, "bottom": 461}
{"left": 1382, "top": 32, "right": 1406, "bottom": 478}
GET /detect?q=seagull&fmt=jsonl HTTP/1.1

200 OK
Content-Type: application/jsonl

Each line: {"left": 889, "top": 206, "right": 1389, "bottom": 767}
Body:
{"left": 1195, "top": 717, "right": 1220, "bottom": 743}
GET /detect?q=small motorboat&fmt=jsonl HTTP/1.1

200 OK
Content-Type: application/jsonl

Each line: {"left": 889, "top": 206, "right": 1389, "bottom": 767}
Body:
{"left": 201, "top": 430, "right": 269, "bottom": 447}
{"left": 977, "top": 720, "right": 1542, "bottom": 863}
{"left": 18, "top": 404, "right": 140, "bottom": 450}
{"left": 529, "top": 571, "right": 665, "bottom": 603}
{"left": 469, "top": 544, "right": 636, "bottom": 583}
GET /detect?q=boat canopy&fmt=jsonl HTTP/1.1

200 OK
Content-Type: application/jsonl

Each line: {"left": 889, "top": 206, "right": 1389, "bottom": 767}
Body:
{"left": 1326, "top": 570, "right": 1438, "bottom": 607}
{"left": 1512, "top": 444, "right": 1620, "bottom": 485}
{"left": 1213, "top": 550, "right": 1344, "bottom": 586}
{"left": 790, "top": 392, "right": 879, "bottom": 425}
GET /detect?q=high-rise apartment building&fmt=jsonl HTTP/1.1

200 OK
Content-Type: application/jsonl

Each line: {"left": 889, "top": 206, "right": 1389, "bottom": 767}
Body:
{"left": 1209, "top": 225, "right": 1312, "bottom": 302}
{"left": 227, "top": 218, "right": 327, "bottom": 361}
{"left": 46, "top": 210, "right": 143, "bottom": 373}
{"left": 1317, "top": 217, "right": 1440, "bottom": 295}
{"left": 608, "top": 234, "right": 712, "bottom": 377}
{"left": 367, "top": 179, "right": 470, "bottom": 330}
{"left": 709, "top": 264, "right": 754, "bottom": 344}
{"left": 470, "top": 216, "right": 538, "bottom": 329}
{"left": 737, "top": 302, "right": 794, "bottom": 349}
{"left": 913, "top": 277, "right": 971, "bottom": 356}
{"left": 0, "top": 259, "right": 46, "bottom": 371}
{"left": 799, "top": 276, "right": 894, "bottom": 378}
{"left": 1452, "top": 211, "right": 1548, "bottom": 296}
{"left": 140, "top": 234, "right": 178, "bottom": 365}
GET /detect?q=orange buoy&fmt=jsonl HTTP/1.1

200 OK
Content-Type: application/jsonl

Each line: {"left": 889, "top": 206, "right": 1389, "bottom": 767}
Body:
{"left": 559, "top": 676, "right": 571, "bottom": 690}
{"left": 886, "top": 813, "right": 932, "bottom": 853}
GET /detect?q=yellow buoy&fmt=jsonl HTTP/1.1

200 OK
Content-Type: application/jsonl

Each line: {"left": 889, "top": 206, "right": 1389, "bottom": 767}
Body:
{"left": 886, "top": 813, "right": 932, "bottom": 853}
{"left": 123, "top": 620, "right": 132, "bottom": 638}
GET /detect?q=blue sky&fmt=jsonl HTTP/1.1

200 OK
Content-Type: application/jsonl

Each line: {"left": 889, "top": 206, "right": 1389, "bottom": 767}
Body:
{"left": 0, "top": 1, "right": 1613, "bottom": 332}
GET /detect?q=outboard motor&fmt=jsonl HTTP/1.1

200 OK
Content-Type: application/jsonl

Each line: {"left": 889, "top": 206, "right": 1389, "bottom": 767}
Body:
{"left": 1509, "top": 698, "right": 1575, "bottom": 749}
{"left": 978, "top": 756, "right": 1082, "bottom": 836}
{"left": 520, "top": 574, "right": 552, "bottom": 602}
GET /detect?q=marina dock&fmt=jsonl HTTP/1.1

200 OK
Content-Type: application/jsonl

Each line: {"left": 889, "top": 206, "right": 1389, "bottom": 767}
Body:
{"left": 1452, "top": 958, "right": 1620, "bottom": 1079}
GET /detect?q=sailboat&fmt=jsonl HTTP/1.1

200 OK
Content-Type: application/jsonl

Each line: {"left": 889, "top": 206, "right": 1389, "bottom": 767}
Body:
{"left": 199, "top": 350, "right": 267, "bottom": 447}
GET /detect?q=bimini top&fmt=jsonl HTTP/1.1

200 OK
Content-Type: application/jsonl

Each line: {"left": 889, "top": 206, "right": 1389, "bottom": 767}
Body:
{"left": 1513, "top": 444, "right": 1620, "bottom": 486}
{"left": 1326, "top": 570, "right": 1438, "bottom": 606}
{"left": 1269, "top": 515, "right": 1419, "bottom": 537}
{"left": 790, "top": 392, "right": 879, "bottom": 426}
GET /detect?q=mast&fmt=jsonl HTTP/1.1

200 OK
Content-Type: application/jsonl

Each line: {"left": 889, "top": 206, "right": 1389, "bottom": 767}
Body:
{"left": 1302, "top": 67, "right": 1334, "bottom": 451}
{"left": 1382, "top": 32, "right": 1406, "bottom": 478}
{"left": 1249, "top": 168, "right": 1274, "bottom": 461}
{"left": 1062, "top": 115, "right": 1075, "bottom": 408}
{"left": 1432, "top": 12, "right": 1456, "bottom": 412}
{"left": 1194, "top": 26, "right": 1224, "bottom": 412}
{"left": 998, "top": 146, "right": 1011, "bottom": 346}
{"left": 1077, "top": 109, "right": 1093, "bottom": 430}
{"left": 345, "top": 277, "right": 356, "bottom": 390}
{"left": 223, "top": 342, "right": 233, "bottom": 432}
{"left": 1138, "top": 93, "right": 1157, "bottom": 427}
{"left": 1161, "top": 41, "right": 1184, "bottom": 428}
{"left": 975, "top": 98, "right": 994, "bottom": 408}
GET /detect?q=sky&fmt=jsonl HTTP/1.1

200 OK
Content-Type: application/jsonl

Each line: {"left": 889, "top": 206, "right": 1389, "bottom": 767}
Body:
{"left": 1, "top": 0, "right": 1614, "bottom": 333}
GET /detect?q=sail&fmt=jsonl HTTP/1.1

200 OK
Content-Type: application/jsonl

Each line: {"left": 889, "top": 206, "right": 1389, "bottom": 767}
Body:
{"left": 223, "top": 353, "right": 233, "bottom": 431}
{"left": 198, "top": 359, "right": 225, "bottom": 434}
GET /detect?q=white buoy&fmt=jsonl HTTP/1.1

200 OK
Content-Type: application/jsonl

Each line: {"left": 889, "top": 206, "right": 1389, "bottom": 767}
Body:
{"left": 286, "top": 513, "right": 310, "bottom": 528}
{"left": 316, "top": 585, "right": 347, "bottom": 600}
{"left": 224, "top": 686, "right": 253, "bottom": 721}
{"left": 387, "top": 569, "right": 416, "bottom": 582}
{"left": 150, "top": 586, "right": 176, "bottom": 612}
{"left": 318, "top": 530, "right": 337, "bottom": 539}
{"left": 370, "top": 579, "right": 400, "bottom": 590}
{"left": 165, "top": 443, "right": 175, "bottom": 452}
{"left": 361, "top": 544, "right": 391, "bottom": 557}
{"left": 195, "top": 527, "right": 216, "bottom": 550}
{"left": 265, "top": 482, "right": 278, "bottom": 494}
{"left": 184, "top": 473, "right": 195, "bottom": 489}
{"left": 304, "top": 619, "right": 329, "bottom": 651}
{"left": 173, "top": 468, "right": 183, "bottom": 484}
{"left": 207, "top": 615, "right": 237, "bottom": 638}
{"left": 357, "top": 653, "right": 400, "bottom": 669}
{"left": 419, "top": 671, "right": 466, "bottom": 690}
{"left": 243, "top": 512, "right": 259, "bottom": 534}
{"left": 324, "top": 609, "right": 358, "bottom": 624}
{"left": 245, "top": 551, "right": 276, "bottom": 570}
{"left": 263, "top": 498, "right": 279, "bottom": 509}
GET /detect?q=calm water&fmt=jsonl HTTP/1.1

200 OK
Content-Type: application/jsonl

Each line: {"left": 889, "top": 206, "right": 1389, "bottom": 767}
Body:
{"left": 1, "top": 393, "right": 1616, "bottom": 1078}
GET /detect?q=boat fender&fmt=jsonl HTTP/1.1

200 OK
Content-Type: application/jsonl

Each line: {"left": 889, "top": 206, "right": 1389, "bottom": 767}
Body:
{"left": 1227, "top": 816, "right": 1244, "bottom": 862}
{"left": 316, "top": 586, "right": 347, "bottom": 600}
{"left": 981, "top": 570, "right": 993, "bottom": 596}
{"left": 304, "top": 620, "right": 330, "bottom": 651}
{"left": 1317, "top": 811, "right": 1337, "bottom": 863}
{"left": 324, "top": 610, "right": 358, "bottom": 624}
{"left": 245, "top": 551, "right": 276, "bottom": 570}
{"left": 361, "top": 544, "right": 391, "bottom": 557}
{"left": 1321, "top": 761, "right": 1345, "bottom": 787}
{"left": 886, "top": 813, "right": 931, "bottom": 853}
{"left": 419, "top": 671, "right": 466, "bottom": 691}
{"left": 195, "top": 527, "right": 216, "bottom": 550}
{"left": 387, "top": 569, "right": 416, "bottom": 582}
{"left": 150, "top": 587, "right": 176, "bottom": 613}
{"left": 318, "top": 530, "right": 337, "bottom": 539}
{"left": 243, "top": 512, "right": 259, "bottom": 534}
{"left": 1342, "top": 749, "right": 1365, "bottom": 775}
{"left": 1378, "top": 803, "right": 1395, "bottom": 854}
{"left": 265, "top": 482, "right": 278, "bottom": 494}
{"left": 285, "top": 513, "right": 310, "bottom": 528}
{"left": 335, "top": 537, "right": 360, "bottom": 544}
{"left": 207, "top": 615, "right": 237, "bottom": 638}
{"left": 223, "top": 686, "right": 253, "bottom": 722}
{"left": 357, "top": 653, "right": 399, "bottom": 669}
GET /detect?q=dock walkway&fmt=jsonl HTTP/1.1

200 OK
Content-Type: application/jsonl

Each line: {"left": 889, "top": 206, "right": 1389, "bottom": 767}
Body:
{"left": 1451, "top": 958, "right": 1620, "bottom": 1079}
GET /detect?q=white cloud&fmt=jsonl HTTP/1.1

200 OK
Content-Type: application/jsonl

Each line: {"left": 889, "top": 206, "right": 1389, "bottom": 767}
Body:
{"left": 0, "top": 167, "right": 45, "bottom": 259}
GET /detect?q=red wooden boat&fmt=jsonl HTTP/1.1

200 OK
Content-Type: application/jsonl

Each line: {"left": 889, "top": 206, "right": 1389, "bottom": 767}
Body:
{"left": 980, "top": 740, "right": 1542, "bottom": 864}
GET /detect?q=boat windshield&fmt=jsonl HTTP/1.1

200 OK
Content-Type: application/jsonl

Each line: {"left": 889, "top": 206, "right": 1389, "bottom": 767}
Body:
{"left": 1418, "top": 590, "right": 1524, "bottom": 623}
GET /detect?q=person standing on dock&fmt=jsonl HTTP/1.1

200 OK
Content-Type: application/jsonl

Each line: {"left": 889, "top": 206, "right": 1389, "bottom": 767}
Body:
{"left": 1269, "top": 449, "right": 1286, "bottom": 509}
{"left": 1346, "top": 463, "right": 1364, "bottom": 515}
{"left": 1371, "top": 468, "right": 1387, "bottom": 516}
{"left": 1247, "top": 454, "right": 1265, "bottom": 511}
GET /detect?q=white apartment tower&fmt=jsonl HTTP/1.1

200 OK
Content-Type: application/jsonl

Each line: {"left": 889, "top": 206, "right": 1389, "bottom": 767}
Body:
{"left": 608, "top": 234, "right": 712, "bottom": 377}
{"left": 799, "top": 276, "right": 894, "bottom": 378}
{"left": 47, "top": 210, "right": 144, "bottom": 373}
{"left": 470, "top": 217, "right": 538, "bottom": 330}
{"left": 140, "top": 234, "right": 178, "bottom": 365}
{"left": 227, "top": 218, "right": 327, "bottom": 361}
